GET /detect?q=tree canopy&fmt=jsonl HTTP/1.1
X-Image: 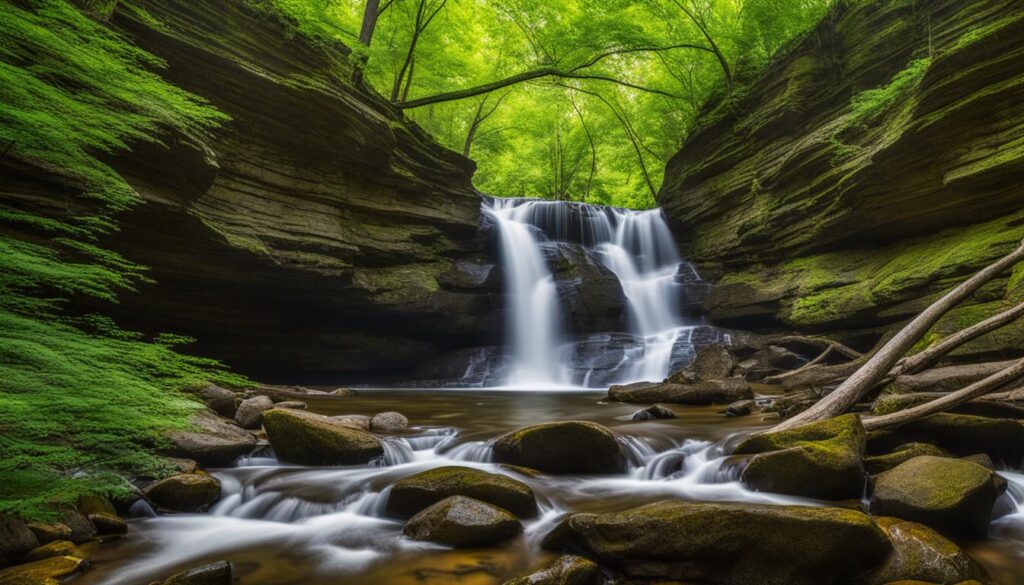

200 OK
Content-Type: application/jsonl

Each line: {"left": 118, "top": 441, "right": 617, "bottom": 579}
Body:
{"left": 264, "top": 0, "right": 834, "bottom": 208}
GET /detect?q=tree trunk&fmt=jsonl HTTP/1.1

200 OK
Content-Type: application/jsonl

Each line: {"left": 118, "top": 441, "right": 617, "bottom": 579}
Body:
{"left": 352, "top": 0, "right": 383, "bottom": 84}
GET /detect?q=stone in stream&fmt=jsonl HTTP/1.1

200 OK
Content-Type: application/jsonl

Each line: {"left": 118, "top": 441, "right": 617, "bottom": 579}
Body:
{"left": 541, "top": 500, "right": 891, "bottom": 585}
{"left": 865, "top": 517, "right": 988, "bottom": 584}
{"left": 87, "top": 513, "right": 126, "bottom": 536}
{"left": 24, "top": 523, "right": 69, "bottom": 546}
{"left": 666, "top": 343, "right": 736, "bottom": 383}
{"left": 403, "top": 496, "right": 522, "bottom": 548}
{"left": 263, "top": 408, "right": 383, "bottom": 465}
{"left": 607, "top": 379, "right": 752, "bottom": 405}
{"left": 159, "top": 560, "right": 232, "bottom": 585}
{"left": 275, "top": 401, "right": 307, "bottom": 410}
{"left": 193, "top": 384, "right": 239, "bottom": 419}
{"left": 729, "top": 413, "right": 866, "bottom": 500}
{"left": 502, "top": 555, "right": 602, "bottom": 585}
{"left": 725, "top": 399, "right": 755, "bottom": 417}
{"left": 22, "top": 540, "right": 87, "bottom": 563}
{"left": 0, "top": 555, "right": 88, "bottom": 584}
{"left": 631, "top": 405, "right": 677, "bottom": 420}
{"left": 864, "top": 442, "right": 956, "bottom": 474}
{"left": 234, "top": 395, "right": 274, "bottom": 429}
{"left": 144, "top": 474, "right": 221, "bottom": 513}
{"left": 869, "top": 456, "right": 1006, "bottom": 539}
{"left": 370, "top": 411, "right": 409, "bottom": 433}
{"left": 164, "top": 409, "right": 257, "bottom": 467}
{"left": 0, "top": 517, "right": 38, "bottom": 568}
{"left": 58, "top": 510, "right": 95, "bottom": 544}
{"left": 332, "top": 414, "right": 371, "bottom": 430}
{"left": 867, "top": 413, "right": 1024, "bottom": 466}
{"left": 492, "top": 421, "right": 626, "bottom": 474}
{"left": 386, "top": 466, "right": 538, "bottom": 519}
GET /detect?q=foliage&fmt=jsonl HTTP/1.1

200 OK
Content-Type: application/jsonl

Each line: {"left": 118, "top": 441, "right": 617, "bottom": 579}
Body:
{"left": 844, "top": 58, "right": 931, "bottom": 131}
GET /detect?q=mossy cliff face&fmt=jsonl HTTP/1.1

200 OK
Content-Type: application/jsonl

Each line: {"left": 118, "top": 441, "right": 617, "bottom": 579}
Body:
{"left": 2, "top": 0, "right": 496, "bottom": 381}
{"left": 657, "top": 0, "right": 1024, "bottom": 354}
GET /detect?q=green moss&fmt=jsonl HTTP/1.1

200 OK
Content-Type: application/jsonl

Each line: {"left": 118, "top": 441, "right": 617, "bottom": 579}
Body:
{"left": 843, "top": 58, "right": 931, "bottom": 132}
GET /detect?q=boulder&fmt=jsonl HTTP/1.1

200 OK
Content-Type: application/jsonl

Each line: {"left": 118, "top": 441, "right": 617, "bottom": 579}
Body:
{"left": 493, "top": 421, "right": 626, "bottom": 474}
{"left": 403, "top": 496, "right": 521, "bottom": 548}
{"left": 868, "top": 413, "right": 1024, "bottom": 466}
{"left": 87, "top": 513, "right": 127, "bottom": 536}
{"left": 0, "top": 556, "right": 87, "bottom": 585}
{"left": 275, "top": 401, "right": 306, "bottom": 410}
{"left": 370, "top": 411, "right": 409, "bottom": 433}
{"left": 0, "top": 517, "right": 38, "bottom": 568}
{"left": 869, "top": 456, "right": 1006, "bottom": 539}
{"left": 234, "top": 395, "right": 274, "bottom": 429}
{"left": 386, "top": 466, "right": 537, "bottom": 519}
{"left": 23, "top": 541, "right": 86, "bottom": 563}
{"left": 160, "top": 560, "right": 232, "bottom": 585}
{"left": 866, "top": 517, "right": 988, "bottom": 585}
{"left": 631, "top": 405, "right": 677, "bottom": 420}
{"left": 58, "top": 510, "right": 95, "bottom": 544}
{"left": 542, "top": 500, "right": 891, "bottom": 585}
{"left": 144, "top": 474, "right": 221, "bottom": 513}
{"left": 667, "top": 344, "right": 736, "bottom": 383}
{"left": 165, "top": 409, "right": 256, "bottom": 467}
{"left": 76, "top": 495, "right": 116, "bottom": 517}
{"left": 263, "top": 408, "right": 383, "bottom": 465}
{"left": 503, "top": 555, "right": 602, "bottom": 585}
{"left": 865, "top": 443, "right": 956, "bottom": 474}
{"left": 194, "top": 384, "right": 238, "bottom": 419}
{"left": 25, "top": 524, "right": 69, "bottom": 546}
{"left": 332, "top": 414, "right": 371, "bottom": 430}
{"left": 731, "top": 414, "right": 866, "bottom": 499}
{"left": 607, "top": 379, "right": 752, "bottom": 405}
{"left": 725, "top": 399, "right": 755, "bottom": 417}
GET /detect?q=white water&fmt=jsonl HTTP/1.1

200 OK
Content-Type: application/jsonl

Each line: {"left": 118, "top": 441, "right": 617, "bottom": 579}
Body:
{"left": 483, "top": 198, "right": 697, "bottom": 388}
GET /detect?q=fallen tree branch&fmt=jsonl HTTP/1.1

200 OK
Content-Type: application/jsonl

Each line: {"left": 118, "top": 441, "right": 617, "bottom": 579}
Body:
{"left": 761, "top": 334, "right": 863, "bottom": 360}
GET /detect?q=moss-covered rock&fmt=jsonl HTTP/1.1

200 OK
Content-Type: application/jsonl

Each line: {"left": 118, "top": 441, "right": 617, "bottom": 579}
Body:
{"left": 144, "top": 474, "right": 221, "bottom": 513}
{"left": 868, "top": 413, "right": 1024, "bottom": 466}
{"left": 23, "top": 540, "right": 87, "bottom": 563}
{"left": 865, "top": 443, "right": 956, "bottom": 474}
{"left": 75, "top": 495, "right": 116, "bottom": 518}
{"left": 386, "top": 466, "right": 537, "bottom": 519}
{"left": 0, "top": 556, "right": 87, "bottom": 585}
{"left": 869, "top": 456, "right": 1006, "bottom": 539}
{"left": 607, "top": 379, "right": 752, "bottom": 405}
{"left": 542, "top": 500, "right": 891, "bottom": 585}
{"left": 866, "top": 517, "right": 988, "bottom": 585}
{"left": 165, "top": 409, "right": 257, "bottom": 467}
{"left": 502, "top": 555, "right": 602, "bottom": 585}
{"left": 631, "top": 405, "right": 677, "bottom": 421}
{"left": 403, "top": 496, "right": 521, "bottom": 548}
{"left": 731, "top": 414, "right": 866, "bottom": 499}
{"left": 160, "top": 560, "right": 232, "bottom": 585}
{"left": 24, "top": 524, "right": 68, "bottom": 547}
{"left": 262, "top": 408, "right": 383, "bottom": 466}
{"left": 87, "top": 513, "right": 126, "bottom": 536}
{"left": 492, "top": 421, "right": 626, "bottom": 474}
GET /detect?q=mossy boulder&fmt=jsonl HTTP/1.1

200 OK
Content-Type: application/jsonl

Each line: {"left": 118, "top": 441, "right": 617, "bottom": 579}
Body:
{"left": 731, "top": 413, "right": 866, "bottom": 499}
{"left": 503, "top": 555, "right": 602, "bottom": 585}
{"left": 386, "top": 466, "right": 537, "bottom": 519}
{"left": 866, "top": 517, "right": 988, "bottom": 585}
{"left": 165, "top": 409, "right": 256, "bottom": 467}
{"left": 263, "top": 408, "right": 383, "bottom": 466}
{"left": 0, "top": 517, "right": 38, "bottom": 569}
{"left": 403, "top": 496, "right": 522, "bottom": 548}
{"left": 492, "top": 421, "right": 626, "bottom": 474}
{"left": 23, "top": 540, "right": 87, "bottom": 563}
{"left": 667, "top": 344, "right": 736, "bottom": 383}
{"left": 58, "top": 510, "right": 95, "bottom": 544}
{"left": 869, "top": 456, "right": 1006, "bottom": 539}
{"left": 87, "top": 513, "right": 126, "bottom": 536}
{"left": 631, "top": 405, "right": 677, "bottom": 421}
{"left": 370, "top": 411, "right": 409, "bottom": 433}
{"left": 24, "top": 524, "right": 69, "bottom": 546}
{"left": 865, "top": 443, "right": 956, "bottom": 474}
{"left": 607, "top": 379, "right": 752, "bottom": 405}
{"left": 234, "top": 395, "right": 274, "bottom": 429}
{"left": 160, "top": 560, "right": 232, "bottom": 585}
{"left": 868, "top": 413, "right": 1024, "bottom": 466}
{"left": 0, "top": 556, "right": 87, "bottom": 585}
{"left": 144, "top": 474, "right": 221, "bottom": 513}
{"left": 76, "top": 495, "right": 116, "bottom": 518}
{"left": 542, "top": 500, "right": 891, "bottom": 585}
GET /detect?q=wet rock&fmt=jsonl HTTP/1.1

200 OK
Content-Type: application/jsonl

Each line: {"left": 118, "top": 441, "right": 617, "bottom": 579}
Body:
{"left": 76, "top": 495, "right": 116, "bottom": 518}
{"left": 25, "top": 524, "right": 69, "bottom": 546}
{"left": 23, "top": 540, "right": 87, "bottom": 563}
{"left": 332, "top": 414, "right": 371, "bottom": 430}
{"left": 144, "top": 474, "right": 221, "bottom": 513}
{"left": 542, "top": 500, "right": 891, "bottom": 585}
{"left": 160, "top": 560, "right": 232, "bottom": 585}
{"left": 865, "top": 443, "right": 956, "bottom": 474}
{"left": 194, "top": 384, "right": 238, "bottom": 419}
{"left": 731, "top": 414, "right": 866, "bottom": 499}
{"left": 276, "top": 401, "right": 306, "bottom": 410}
{"left": 632, "top": 405, "right": 677, "bottom": 421}
{"left": 866, "top": 517, "right": 988, "bottom": 585}
{"left": 263, "top": 408, "right": 383, "bottom": 465}
{"left": 962, "top": 453, "right": 995, "bottom": 470}
{"left": 165, "top": 409, "right": 256, "bottom": 467}
{"left": 234, "top": 395, "right": 274, "bottom": 429}
{"left": 404, "top": 496, "right": 521, "bottom": 548}
{"left": 607, "top": 379, "right": 752, "bottom": 405}
{"left": 493, "top": 421, "right": 626, "bottom": 474}
{"left": 0, "top": 517, "right": 38, "bottom": 568}
{"left": 0, "top": 555, "right": 88, "bottom": 584}
{"left": 725, "top": 399, "right": 755, "bottom": 417}
{"left": 503, "top": 555, "right": 602, "bottom": 585}
{"left": 386, "top": 466, "right": 537, "bottom": 519}
{"left": 330, "top": 388, "right": 359, "bottom": 397}
{"left": 870, "top": 456, "right": 1006, "bottom": 539}
{"left": 667, "top": 343, "right": 736, "bottom": 383}
{"left": 87, "top": 513, "right": 127, "bottom": 536}
{"left": 58, "top": 510, "right": 95, "bottom": 544}
{"left": 543, "top": 241, "right": 627, "bottom": 334}
{"left": 370, "top": 411, "right": 409, "bottom": 433}
{"left": 868, "top": 413, "right": 1024, "bottom": 466}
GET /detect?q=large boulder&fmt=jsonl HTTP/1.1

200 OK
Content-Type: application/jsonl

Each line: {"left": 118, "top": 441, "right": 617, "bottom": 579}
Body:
{"left": 193, "top": 384, "right": 238, "bottom": 419}
{"left": 503, "top": 555, "right": 602, "bottom": 585}
{"left": 607, "top": 379, "right": 752, "bottom": 405}
{"left": 869, "top": 456, "right": 1007, "bottom": 539}
{"left": 730, "top": 414, "right": 866, "bottom": 499}
{"left": 262, "top": 408, "right": 383, "bottom": 466}
{"left": 386, "top": 466, "right": 537, "bottom": 519}
{"left": 865, "top": 443, "right": 956, "bottom": 475}
{"left": 868, "top": 413, "right": 1024, "bottom": 466}
{"left": 0, "top": 517, "right": 38, "bottom": 569}
{"left": 667, "top": 344, "right": 736, "bottom": 383}
{"left": 234, "top": 395, "right": 274, "bottom": 429}
{"left": 24, "top": 524, "right": 69, "bottom": 547}
{"left": 542, "top": 500, "right": 891, "bottom": 585}
{"left": 0, "top": 556, "right": 88, "bottom": 585}
{"left": 866, "top": 517, "right": 988, "bottom": 585}
{"left": 370, "top": 411, "right": 409, "bottom": 433}
{"left": 492, "top": 421, "right": 626, "bottom": 474}
{"left": 160, "top": 560, "right": 232, "bottom": 585}
{"left": 403, "top": 496, "right": 522, "bottom": 548}
{"left": 165, "top": 409, "right": 256, "bottom": 467}
{"left": 144, "top": 474, "right": 221, "bottom": 513}
{"left": 23, "top": 541, "right": 87, "bottom": 563}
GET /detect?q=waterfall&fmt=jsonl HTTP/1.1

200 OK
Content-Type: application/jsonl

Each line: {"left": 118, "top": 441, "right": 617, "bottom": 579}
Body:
{"left": 483, "top": 197, "right": 698, "bottom": 388}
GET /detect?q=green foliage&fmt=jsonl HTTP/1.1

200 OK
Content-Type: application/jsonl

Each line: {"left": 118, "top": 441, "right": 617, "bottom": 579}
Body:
{"left": 845, "top": 58, "right": 931, "bottom": 131}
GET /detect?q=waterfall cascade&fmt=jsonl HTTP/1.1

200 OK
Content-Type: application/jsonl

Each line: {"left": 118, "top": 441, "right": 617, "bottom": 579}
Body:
{"left": 484, "top": 197, "right": 714, "bottom": 389}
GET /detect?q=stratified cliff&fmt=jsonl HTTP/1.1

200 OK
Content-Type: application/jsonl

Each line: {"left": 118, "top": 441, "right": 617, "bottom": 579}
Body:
{"left": 658, "top": 0, "right": 1024, "bottom": 358}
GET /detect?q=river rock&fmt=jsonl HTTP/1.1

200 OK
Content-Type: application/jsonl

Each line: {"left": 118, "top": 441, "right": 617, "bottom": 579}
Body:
{"left": 865, "top": 443, "right": 956, "bottom": 474}
{"left": 667, "top": 343, "right": 736, "bottom": 383}
{"left": 493, "top": 421, "right": 626, "bottom": 474}
{"left": 144, "top": 474, "right": 221, "bottom": 513}
{"left": 332, "top": 414, "right": 371, "bottom": 430}
{"left": 0, "top": 555, "right": 88, "bottom": 584}
{"left": 0, "top": 517, "right": 38, "bottom": 568}
{"left": 87, "top": 513, "right": 126, "bottom": 536}
{"left": 25, "top": 523, "right": 69, "bottom": 546}
{"left": 76, "top": 495, "right": 116, "bottom": 518}
{"left": 386, "top": 466, "right": 537, "bottom": 519}
{"left": 503, "top": 555, "right": 602, "bottom": 585}
{"left": 194, "top": 384, "right": 238, "bottom": 419}
{"left": 165, "top": 409, "right": 257, "bottom": 467}
{"left": 160, "top": 560, "right": 232, "bottom": 585}
{"left": 330, "top": 388, "right": 359, "bottom": 397}
{"left": 276, "top": 401, "right": 306, "bottom": 410}
{"left": 607, "top": 379, "right": 752, "bottom": 405}
{"left": 404, "top": 496, "right": 522, "bottom": 548}
{"left": 234, "top": 395, "right": 274, "bottom": 429}
{"left": 725, "top": 399, "right": 755, "bottom": 417}
{"left": 869, "top": 456, "right": 1006, "bottom": 539}
{"left": 631, "top": 405, "right": 677, "bottom": 420}
{"left": 263, "top": 408, "right": 383, "bottom": 465}
{"left": 58, "top": 510, "right": 95, "bottom": 544}
{"left": 868, "top": 413, "right": 1024, "bottom": 466}
{"left": 866, "top": 517, "right": 988, "bottom": 585}
{"left": 370, "top": 411, "right": 409, "bottom": 433}
{"left": 23, "top": 540, "right": 87, "bottom": 563}
{"left": 542, "top": 500, "right": 891, "bottom": 585}
{"left": 731, "top": 413, "right": 866, "bottom": 499}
